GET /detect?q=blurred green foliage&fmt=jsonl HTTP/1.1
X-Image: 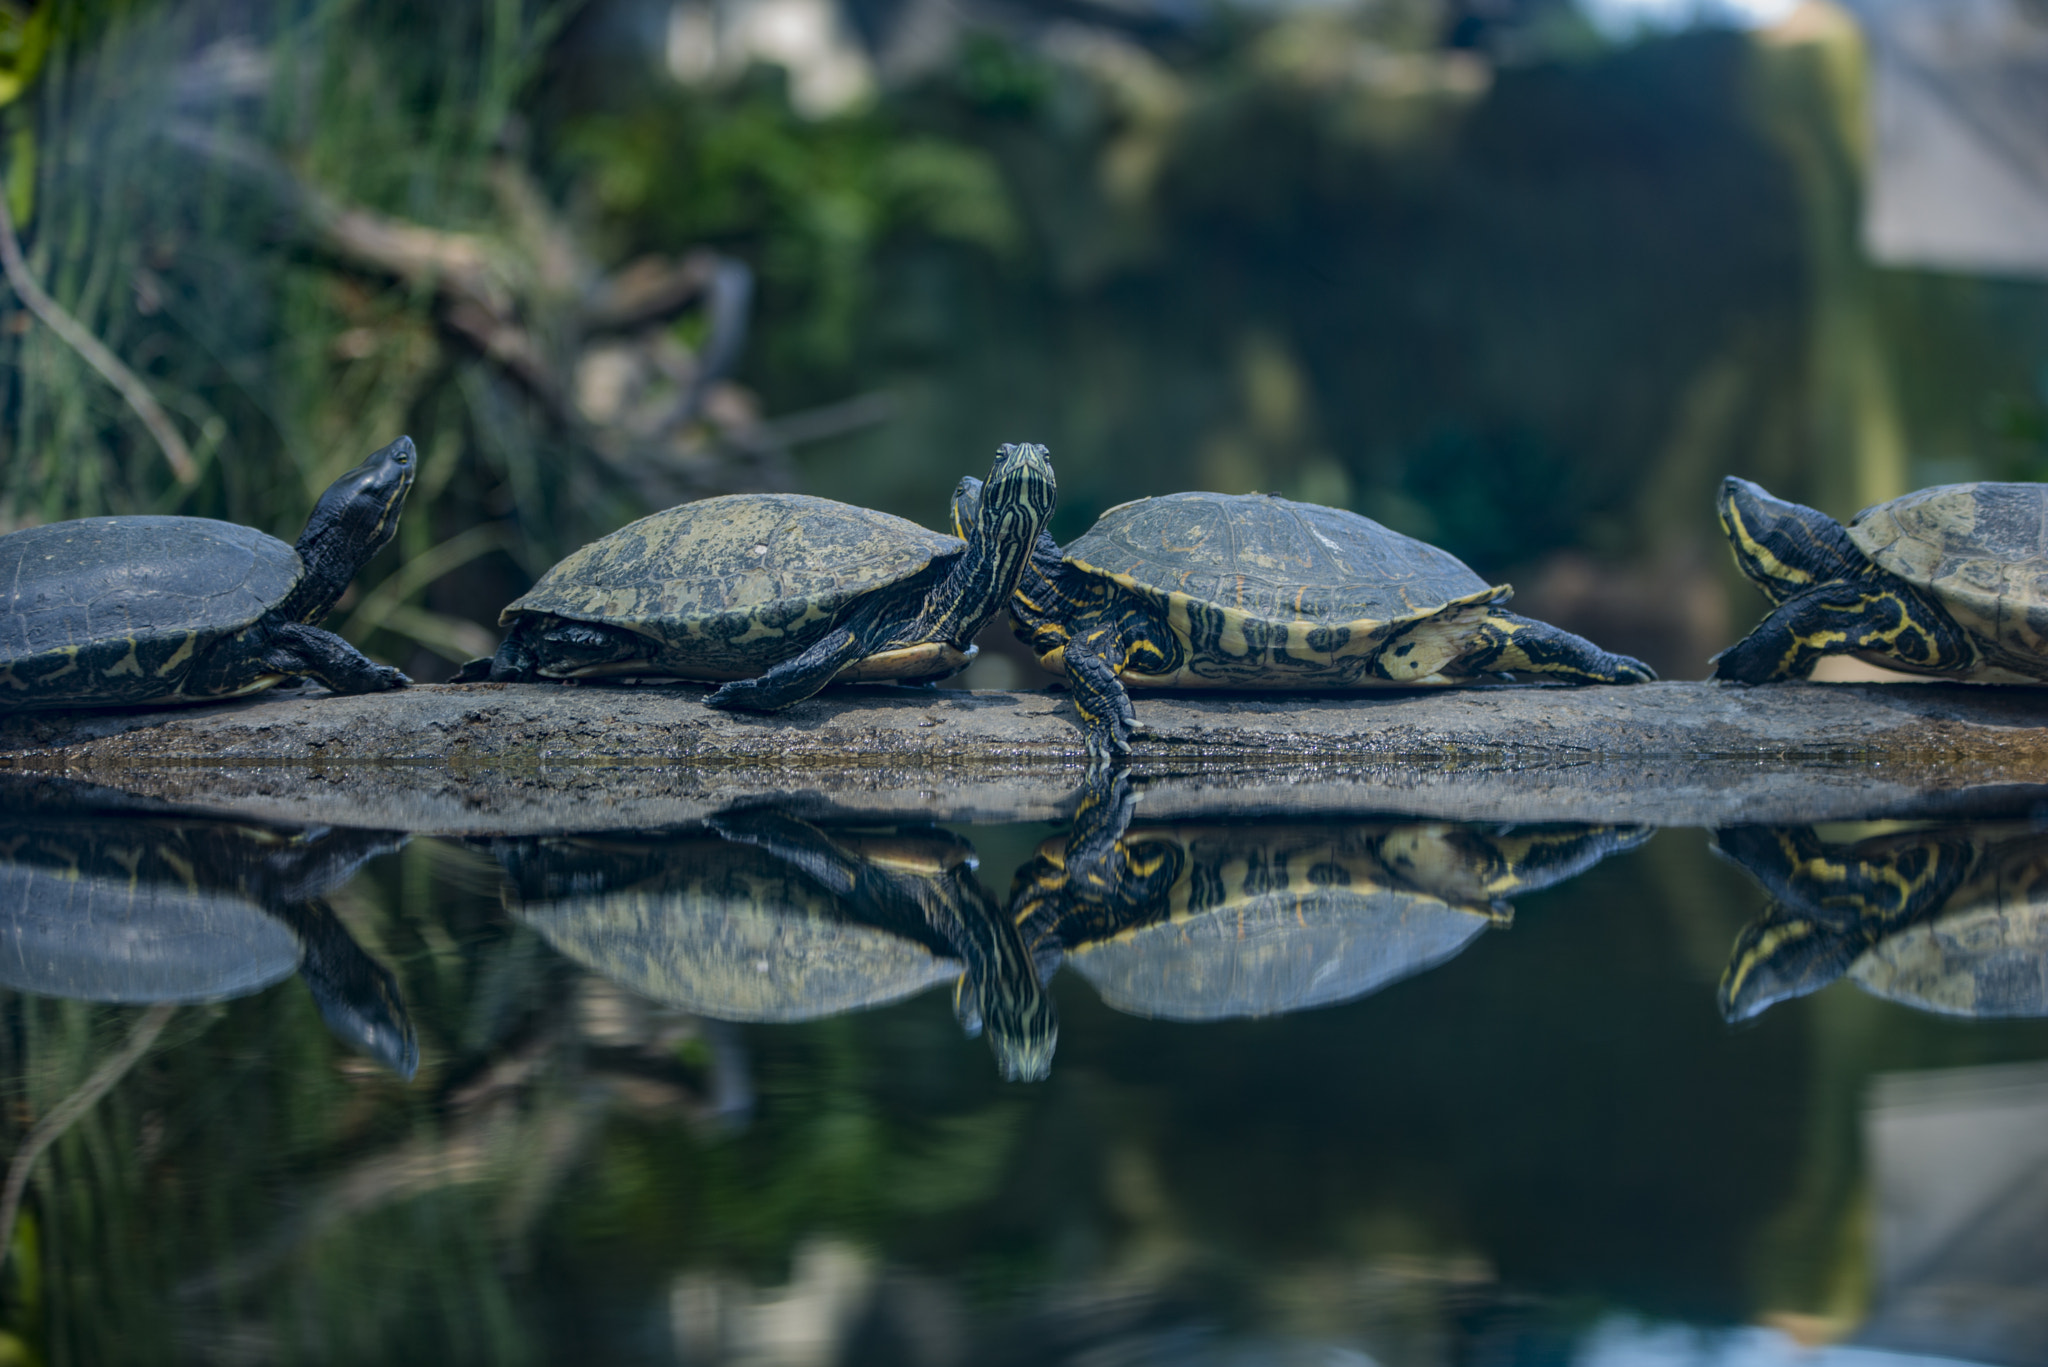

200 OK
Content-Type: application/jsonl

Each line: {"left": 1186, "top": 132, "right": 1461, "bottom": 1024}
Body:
{"left": 0, "top": 0, "right": 2043, "bottom": 680}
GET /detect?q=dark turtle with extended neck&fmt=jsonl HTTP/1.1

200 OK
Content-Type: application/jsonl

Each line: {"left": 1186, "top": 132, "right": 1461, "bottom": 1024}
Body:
{"left": 954, "top": 481, "right": 1652, "bottom": 760}
{"left": 1714, "top": 476, "right": 2048, "bottom": 683}
{"left": 463, "top": 443, "right": 1057, "bottom": 710}
{"left": 0, "top": 437, "right": 415, "bottom": 710}
{"left": 0, "top": 813, "right": 419, "bottom": 1078}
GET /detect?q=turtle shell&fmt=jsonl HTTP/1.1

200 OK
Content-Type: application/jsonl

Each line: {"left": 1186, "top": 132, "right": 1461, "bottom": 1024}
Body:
{"left": 1063, "top": 493, "right": 1508, "bottom": 686}
{"left": 502, "top": 494, "right": 962, "bottom": 680}
{"left": 0, "top": 517, "right": 301, "bottom": 707}
{"left": 1847, "top": 483, "right": 2048, "bottom": 670}
{"left": 0, "top": 820, "right": 303, "bottom": 1002}
{"left": 1846, "top": 824, "right": 2048, "bottom": 1018}
{"left": 506, "top": 835, "right": 963, "bottom": 1021}
{"left": 1057, "top": 825, "right": 1508, "bottom": 1021}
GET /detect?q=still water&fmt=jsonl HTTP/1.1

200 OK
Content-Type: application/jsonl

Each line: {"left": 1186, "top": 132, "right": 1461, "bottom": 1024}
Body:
{"left": 3, "top": 776, "right": 2048, "bottom": 1366}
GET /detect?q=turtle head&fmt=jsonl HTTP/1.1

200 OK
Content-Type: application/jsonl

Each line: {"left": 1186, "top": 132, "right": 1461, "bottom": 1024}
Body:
{"left": 976, "top": 978, "right": 1059, "bottom": 1083}
{"left": 286, "top": 436, "right": 418, "bottom": 624}
{"left": 950, "top": 476, "right": 984, "bottom": 539}
{"left": 970, "top": 442, "right": 1057, "bottom": 550}
{"left": 1718, "top": 476, "right": 1866, "bottom": 606}
{"left": 926, "top": 443, "right": 1058, "bottom": 645}
{"left": 1717, "top": 908, "right": 1855, "bottom": 1023}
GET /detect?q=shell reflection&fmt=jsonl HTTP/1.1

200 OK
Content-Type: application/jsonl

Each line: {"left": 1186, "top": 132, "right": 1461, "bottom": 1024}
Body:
{"left": 1718, "top": 821, "right": 2048, "bottom": 1022}
{"left": 0, "top": 814, "right": 419, "bottom": 1077}
{"left": 501, "top": 799, "right": 1648, "bottom": 1079}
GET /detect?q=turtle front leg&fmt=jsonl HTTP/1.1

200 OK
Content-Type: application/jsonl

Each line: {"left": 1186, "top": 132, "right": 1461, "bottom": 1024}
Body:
{"left": 257, "top": 622, "right": 409, "bottom": 694}
{"left": 1711, "top": 581, "right": 1972, "bottom": 683}
{"left": 705, "top": 626, "right": 868, "bottom": 712}
{"left": 1062, "top": 626, "right": 1137, "bottom": 764}
{"left": 1063, "top": 764, "right": 1138, "bottom": 884}
{"left": 1467, "top": 612, "right": 1655, "bottom": 684}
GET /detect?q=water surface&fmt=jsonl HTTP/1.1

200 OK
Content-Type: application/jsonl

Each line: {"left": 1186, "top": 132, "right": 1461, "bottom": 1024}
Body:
{"left": 3, "top": 777, "right": 2046, "bottom": 1366}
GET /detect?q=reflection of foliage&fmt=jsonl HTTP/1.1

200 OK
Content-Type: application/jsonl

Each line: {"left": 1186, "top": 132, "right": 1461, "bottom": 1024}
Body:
{"left": 555, "top": 1013, "right": 1027, "bottom": 1279}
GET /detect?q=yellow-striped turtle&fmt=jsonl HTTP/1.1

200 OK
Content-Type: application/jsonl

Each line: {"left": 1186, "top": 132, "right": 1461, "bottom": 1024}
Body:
{"left": 1714, "top": 478, "right": 2048, "bottom": 683}
{"left": 1014, "top": 808, "right": 1648, "bottom": 1022}
{"left": 0, "top": 437, "right": 415, "bottom": 710}
{"left": 954, "top": 484, "right": 1653, "bottom": 760}
{"left": 1717, "top": 822, "right": 2048, "bottom": 1022}
{"left": 500, "top": 813, "right": 1056, "bottom": 1081}
{"left": 466, "top": 443, "right": 1056, "bottom": 711}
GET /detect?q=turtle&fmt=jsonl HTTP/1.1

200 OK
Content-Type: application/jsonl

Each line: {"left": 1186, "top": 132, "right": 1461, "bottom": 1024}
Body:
{"left": 1713, "top": 477, "right": 2048, "bottom": 683}
{"left": 0, "top": 813, "right": 419, "bottom": 1077}
{"left": 0, "top": 436, "right": 416, "bottom": 711}
{"left": 1013, "top": 796, "right": 1649, "bottom": 1023}
{"left": 463, "top": 442, "right": 1058, "bottom": 712}
{"left": 951, "top": 483, "right": 1654, "bottom": 760}
{"left": 499, "top": 811, "right": 1056, "bottom": 1082}
{"left": 1717, "top": 821, "right": 2048, "bottom": 1023}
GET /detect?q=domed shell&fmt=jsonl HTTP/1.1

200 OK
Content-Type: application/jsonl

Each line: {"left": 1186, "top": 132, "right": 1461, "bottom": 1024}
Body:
{"left": 1849, "top": 899, "right": 2048, "bottom": 1018}
{"left": 0, "top": 518, "right": 301, "bottom": 706}
{"left": 1847, "top": 483, "right": 2048, "bottom": 657}
{"left": 510, "top": 836, "right": 961, "bottom": 1021}
{"left": 502, "top": 494, "right": 961, "bottom": 675}
{"left": 1066, "top": 492, "right": 1500, "bottom": 625}
{"left": 1060, "top": 825, "right": 1506, "bottom": 1022}
{"left": 0, "top": 828, "right": 302, "bottom": 1002}
{"left": 1846, "top": 826, "right": 2048, "bottom": 1018}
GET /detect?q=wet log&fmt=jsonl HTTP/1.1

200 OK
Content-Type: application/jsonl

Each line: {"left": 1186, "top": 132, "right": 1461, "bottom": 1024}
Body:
{"left": 2, "top": 680, "right": 2046, "bottom": 834}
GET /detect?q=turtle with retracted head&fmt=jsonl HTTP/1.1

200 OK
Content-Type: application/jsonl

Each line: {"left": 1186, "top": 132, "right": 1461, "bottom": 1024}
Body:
{"left": 953, "top": 482, "right": 1653, "bottom": 760}
{"left": 1714, "top": 476, "right": 2048, "bottom": 683}
{"left": 0, "top": 437, "right": 416, "bottom": 710}
{"left": 462, "top": 442, "right": 1057, "bottom": 711}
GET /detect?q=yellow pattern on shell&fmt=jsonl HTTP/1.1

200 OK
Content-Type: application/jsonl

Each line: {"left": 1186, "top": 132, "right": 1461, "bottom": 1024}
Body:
{"left": 1848, "top": 483, "right": 2048, "bottom": 677}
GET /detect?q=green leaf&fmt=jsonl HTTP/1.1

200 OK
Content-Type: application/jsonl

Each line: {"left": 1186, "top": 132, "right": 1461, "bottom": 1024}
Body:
{"left": 6, "top": 121, "right": 33, "bottom": 226}
{"left": 0, "top": 2, "right": 53, "bottom": 110}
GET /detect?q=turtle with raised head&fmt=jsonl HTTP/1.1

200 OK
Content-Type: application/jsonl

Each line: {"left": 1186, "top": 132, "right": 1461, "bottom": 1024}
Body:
{"left": 0, "top": 814, "right": 419, "bottom": 1077}
{"left": 1718, "top": 822, "right": 2048, "bottom": 1023}
{"left": 953, "top": 484, "right": 1653, "bottom": 760}
{"left": 1714, "top": 477, "right": 2048, "bottom": 683}
{"left": 500, "top": 812, "right": 1057, "bottom": 1082}
{"left": 465, "top": 442, "right": 1057, "bottom": 711}
{"left": 0, "top": 437, "right": 415, "bottom": 710}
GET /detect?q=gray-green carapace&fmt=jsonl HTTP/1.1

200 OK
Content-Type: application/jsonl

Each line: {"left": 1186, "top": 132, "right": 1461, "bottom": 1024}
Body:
{"left": 470, "top": 443, "right": 1057, "bottom": 712}
{"left": 0, "top": 437, "right": 415, "bottom": 710}
{"left": 1013, "top": 792, "right": 1649, "bottom": 1022}
{"left": 954, "top": 485, "right": 1653, "bottom": 760}
{"left": 1714, "top": 477, "right": 2048, "bottom": 683}
{"left": 0, "top": 813, "right": 419, "bottom": 1077}
{"left": 501, "top": 813, "right": 1058, "bottom": 1082}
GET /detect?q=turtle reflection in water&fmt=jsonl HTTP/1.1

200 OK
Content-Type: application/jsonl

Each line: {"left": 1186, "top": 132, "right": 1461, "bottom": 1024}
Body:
{"left": 1016, "top": 784, "right": 1648, "bottom": 1022}
{"left": 1717, "top": 823, "right": 2048, "bottom": 1022}
{"left": 0, "top": 816, "right": 418, "bottom": 1076}
{"left": 499, "top": 813, "right": 1056, "bottom": 1081}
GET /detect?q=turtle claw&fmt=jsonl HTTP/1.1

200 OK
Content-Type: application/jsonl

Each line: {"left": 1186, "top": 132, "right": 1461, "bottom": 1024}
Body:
{"left": 1613, "top": 655, "right": 1657, "bottom": 685}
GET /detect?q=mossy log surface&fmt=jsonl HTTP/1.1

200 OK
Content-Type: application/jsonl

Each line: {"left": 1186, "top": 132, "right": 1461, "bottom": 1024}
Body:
{"left": 3, "top": 679, "right": 2046, "bottom": 834}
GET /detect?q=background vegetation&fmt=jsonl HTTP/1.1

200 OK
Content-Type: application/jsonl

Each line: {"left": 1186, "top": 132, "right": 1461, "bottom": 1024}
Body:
{"left": 1, "top": 0, "right": 2042, "bottom": 680}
